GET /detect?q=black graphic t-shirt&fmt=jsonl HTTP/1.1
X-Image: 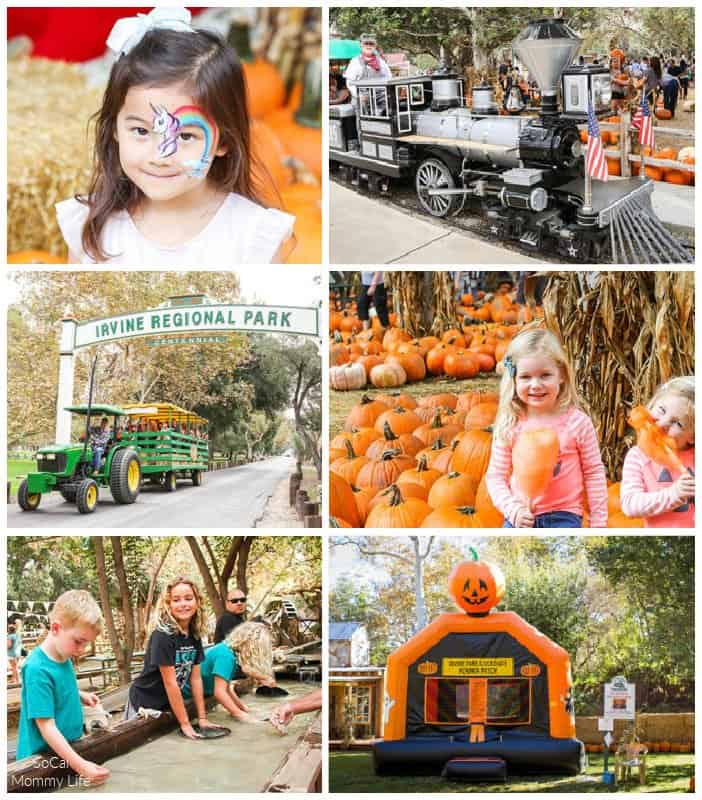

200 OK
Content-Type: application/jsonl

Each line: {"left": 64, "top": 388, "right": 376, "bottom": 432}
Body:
{"left": 129, "top": 628, "right": 204, "bottom": 711}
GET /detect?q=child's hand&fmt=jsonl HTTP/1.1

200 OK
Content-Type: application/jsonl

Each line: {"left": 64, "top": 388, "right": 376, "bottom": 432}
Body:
{"left": 197, "top": 718, "right": 222, "bottom": 730}
{"left": 513, "top": 507, "right": 535, "bottom": 528}
{"left": 674, "top": 471, "right": 695, "bottom": 500}
{"left": 77, "top": 759, "right": 110, "bottom": 785}
{"left": 80, "top": 691, "right": 99, "bottom": 707}
{"left": 180, "top": 722, "right": 203, "bottom": 740}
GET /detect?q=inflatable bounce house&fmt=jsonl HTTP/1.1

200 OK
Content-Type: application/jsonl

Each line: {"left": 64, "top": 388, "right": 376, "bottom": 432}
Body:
{"left": 374, "top": 550, "right": 585, "bottom": 782}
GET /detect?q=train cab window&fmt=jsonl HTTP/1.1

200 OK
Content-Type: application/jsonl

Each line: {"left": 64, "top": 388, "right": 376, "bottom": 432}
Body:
{"left": 359, "top": 86, "right": 389, "bottom": 118}
{"left": 410, "top": 84, "right": 425, "bottom": 105}
{"left": 372, "top": 87, "right": 388, "bottom": 117}
{"left": 424, "top": 677, "right": 531, "bottom": 725}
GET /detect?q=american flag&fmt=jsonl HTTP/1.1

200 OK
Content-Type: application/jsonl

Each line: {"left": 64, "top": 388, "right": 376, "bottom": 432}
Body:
{"left": 633, "top": 94, "right": 655, "bottom": 150}
{"left": 585, "top": 101, "right": 608, "bottom": 182}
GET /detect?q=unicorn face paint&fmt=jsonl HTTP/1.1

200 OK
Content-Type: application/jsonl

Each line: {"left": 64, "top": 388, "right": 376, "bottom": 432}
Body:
{"left": 151, "top": 103, "right": 217, "bottom": 178}
{"left": 116, "top": 85, "right": 222, "bottom": 202}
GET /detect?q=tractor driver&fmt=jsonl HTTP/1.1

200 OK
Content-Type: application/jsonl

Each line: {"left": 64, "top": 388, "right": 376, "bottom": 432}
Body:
{"left": 89, "top": 416, "right": 111, "bottom": 471}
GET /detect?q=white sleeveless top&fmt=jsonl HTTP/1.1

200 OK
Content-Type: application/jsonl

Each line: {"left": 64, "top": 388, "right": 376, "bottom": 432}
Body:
{"left": 56, "top": 193, "right": 295, "bottom": 266}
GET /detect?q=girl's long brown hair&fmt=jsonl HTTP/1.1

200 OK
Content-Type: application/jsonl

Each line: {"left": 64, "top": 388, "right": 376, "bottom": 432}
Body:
{"left": 81, "top": 27, "right": 269, "bottom": 262}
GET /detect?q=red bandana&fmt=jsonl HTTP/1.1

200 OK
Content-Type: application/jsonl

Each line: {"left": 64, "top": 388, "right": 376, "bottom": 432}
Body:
{"left": 362, "top": 52, "right": 381, "bottom": 72}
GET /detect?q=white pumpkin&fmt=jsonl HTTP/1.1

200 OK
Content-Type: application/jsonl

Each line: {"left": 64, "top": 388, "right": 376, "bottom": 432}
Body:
{"left": 678, "top": 146, "right": 695, "bottom": 162}
{"left": 330, "top": 362, "right": 366, "bottom": 392}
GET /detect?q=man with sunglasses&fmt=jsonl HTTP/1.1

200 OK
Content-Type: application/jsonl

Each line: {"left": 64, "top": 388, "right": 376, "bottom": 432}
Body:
{"left": 214, "top": 590, "right": 247, "bottom": 644}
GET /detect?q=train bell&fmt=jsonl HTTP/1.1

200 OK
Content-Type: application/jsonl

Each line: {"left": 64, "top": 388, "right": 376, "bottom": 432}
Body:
{"left": 471, "top": 82, "right": 498, "bottom": 115}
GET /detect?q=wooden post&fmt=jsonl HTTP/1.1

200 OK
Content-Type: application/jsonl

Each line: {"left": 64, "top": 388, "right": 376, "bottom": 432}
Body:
{"left": 289, "top": 473, "right": 301, "bottom": 506}
{"left": 304, "top": 514, "right": 322, "bottom": 528}
{"left": 621, "top": 112, "right": 631, "bottom": 177}
{"left": 296, "top": 489, "right": 309, "bottom": 520}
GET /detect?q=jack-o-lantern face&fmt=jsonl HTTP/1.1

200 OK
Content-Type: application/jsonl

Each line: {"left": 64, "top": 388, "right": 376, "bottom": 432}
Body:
{"left": 448, "top": 550, "right": 505, "bottom": 615}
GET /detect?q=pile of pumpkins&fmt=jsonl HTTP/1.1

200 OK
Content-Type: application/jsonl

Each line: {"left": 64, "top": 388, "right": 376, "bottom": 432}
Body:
{"left": 330, "top": 292, "right": 543, "bottom": 392}
{"left": 329, "top": 389, "right": 644, "bottom": 528}
{"left": 579, "top": 119, "right": 695, "bottom": 183}
{"left": 585, "top": 740, "right": 693, "bottom": 754}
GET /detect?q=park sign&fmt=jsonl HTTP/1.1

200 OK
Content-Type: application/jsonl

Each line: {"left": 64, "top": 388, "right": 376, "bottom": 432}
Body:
{"left": 72, "top": 304, "right": 319, "bottom": 349}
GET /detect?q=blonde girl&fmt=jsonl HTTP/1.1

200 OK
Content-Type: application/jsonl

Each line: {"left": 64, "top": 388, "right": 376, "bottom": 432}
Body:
{"left": 621, "top": 377, "right": 694, "bottom": 527}
{"left": 486, "top": 329, "right": 608, "bottom": 528}
{"left": 181, "top": 621, "right": 278, "bottom": 724}
{"left": 127, "top": 577, "right": 220, "bottom": 739}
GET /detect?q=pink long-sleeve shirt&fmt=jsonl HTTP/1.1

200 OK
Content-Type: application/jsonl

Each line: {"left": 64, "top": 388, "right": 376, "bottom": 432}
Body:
{"left": 620, "top": 445, "right": 695, "bottom": 528}
{"left": 485, "top": 407, "right": 608, "bottom": 528}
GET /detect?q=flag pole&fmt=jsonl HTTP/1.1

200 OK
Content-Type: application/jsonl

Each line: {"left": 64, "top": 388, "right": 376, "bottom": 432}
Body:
{"left": 582, "top": 168, "right": 593, "bottom": 214}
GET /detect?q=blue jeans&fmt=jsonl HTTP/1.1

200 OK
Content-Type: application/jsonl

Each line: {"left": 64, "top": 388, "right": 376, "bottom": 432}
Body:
{"left": 92, "top": 446, "right": 105, "bottom": 471}
{"left": 503, "top": 510, "right": 583, "bottom": 528}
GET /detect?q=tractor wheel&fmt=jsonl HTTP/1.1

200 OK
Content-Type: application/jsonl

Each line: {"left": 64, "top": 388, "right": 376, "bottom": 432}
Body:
{"left": 59, "top": 486, "right": 77, "bottom": 503}
{"left": 165, "top": 471, "right": 177, "bottom": 492}
{"left": 18, "top": 480, "right": 41, "bottom": 511}
{"left": 76, "top": 479, "right": 99, "bottom": 514}
{"left": 192, "top": 469, "right": 202, "bottom": 487}
{"left": 110, "top": 449, "right": 141, "bottom": 504}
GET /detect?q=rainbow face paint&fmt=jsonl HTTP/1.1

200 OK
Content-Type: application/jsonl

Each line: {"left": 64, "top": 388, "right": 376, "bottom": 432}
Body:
{"left": 151, "top": 103, "right": 217, "bottom": 178}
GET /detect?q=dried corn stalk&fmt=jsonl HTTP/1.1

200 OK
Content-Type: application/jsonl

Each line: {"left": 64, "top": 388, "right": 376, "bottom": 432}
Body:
{"left": 386, "top": 272, "right": 454, "bottom": 336}
{"left": 541, "top": 271, "right": 694, "bottom": 479}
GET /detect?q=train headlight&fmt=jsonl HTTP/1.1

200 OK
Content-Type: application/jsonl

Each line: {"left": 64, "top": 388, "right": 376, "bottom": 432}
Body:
{"left": 529, "top": 188, "right": 549, "bottom": 213}
{"left": 571, "top": 141, "right": 582, "bottom": 159}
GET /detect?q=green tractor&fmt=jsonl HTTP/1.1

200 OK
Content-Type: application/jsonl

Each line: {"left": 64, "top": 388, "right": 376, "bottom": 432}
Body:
{"left": 17, "top": 404, "right": 141, "bottom": 514}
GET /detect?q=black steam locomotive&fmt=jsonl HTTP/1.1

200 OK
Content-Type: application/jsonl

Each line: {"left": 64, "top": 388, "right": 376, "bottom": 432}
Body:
{"left": 330, "top": 19, "right": 690, "bottom": 263}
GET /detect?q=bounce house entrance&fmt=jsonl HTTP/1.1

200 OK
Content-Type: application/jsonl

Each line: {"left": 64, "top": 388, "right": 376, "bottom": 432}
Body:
{"left": 424, "top": 677, "right": 531, "bottom": 727}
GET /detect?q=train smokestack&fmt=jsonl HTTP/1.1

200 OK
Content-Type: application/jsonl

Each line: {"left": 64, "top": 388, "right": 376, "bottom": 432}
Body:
{"left": 513, "top": 18, "right": 582, "bottom": 117}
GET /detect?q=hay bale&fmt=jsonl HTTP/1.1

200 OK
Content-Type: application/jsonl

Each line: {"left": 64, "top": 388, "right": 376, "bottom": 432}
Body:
{"left": 8, "top": 57, "right": 102, "bottom": 256}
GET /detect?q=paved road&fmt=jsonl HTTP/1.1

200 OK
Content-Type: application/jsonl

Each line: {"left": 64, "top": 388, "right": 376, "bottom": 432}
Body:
{"left": 7, "top": 456, "right": 294, "bottom": 529}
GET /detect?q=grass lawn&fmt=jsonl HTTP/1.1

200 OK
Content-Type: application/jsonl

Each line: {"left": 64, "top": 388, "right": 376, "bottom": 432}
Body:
{"left": 329, "top": 751, "right": 694, "bottom": 793}
{"left": 7, "top": 458, "right": 34, "bottom": 497}
{"left": 330, "top": 375, "right": 501, "bottom": 436}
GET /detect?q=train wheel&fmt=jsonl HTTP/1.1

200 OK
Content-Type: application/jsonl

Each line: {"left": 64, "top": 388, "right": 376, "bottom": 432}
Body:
{"left": 416, "top": 158, "right": 460, "bottom": 217}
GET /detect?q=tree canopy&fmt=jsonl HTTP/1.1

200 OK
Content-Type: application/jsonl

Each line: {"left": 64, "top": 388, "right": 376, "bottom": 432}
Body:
{"left": 8, "top": 274, "right": 320, "bottom": 468}
{"left": 330, "top": 7, "right": 695, "bottom": 70}
{"left": 330, "top": 535, "right": 694, "bottom": 713}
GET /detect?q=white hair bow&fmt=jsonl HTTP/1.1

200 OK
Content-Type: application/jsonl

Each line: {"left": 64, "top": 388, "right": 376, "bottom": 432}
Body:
{"left": 107, "top": 7, "right": 194, "bottom": 56}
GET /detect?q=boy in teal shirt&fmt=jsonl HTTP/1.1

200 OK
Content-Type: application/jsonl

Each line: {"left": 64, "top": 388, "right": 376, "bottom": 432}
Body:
{"left": 16, "top": 590, "right": 109, "bottom": 786}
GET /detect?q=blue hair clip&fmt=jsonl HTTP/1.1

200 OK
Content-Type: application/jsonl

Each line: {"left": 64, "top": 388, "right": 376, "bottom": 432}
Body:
{"left": 503, "top": 355, "right": 516, "bottom": 378}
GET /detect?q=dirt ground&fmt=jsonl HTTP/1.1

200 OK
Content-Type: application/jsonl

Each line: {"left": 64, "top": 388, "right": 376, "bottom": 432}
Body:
{"left": 256, "top": 465, "right": 319, "bottom": 528}
{"left": 330, "top": 376, "right": 501, "bottom": 438}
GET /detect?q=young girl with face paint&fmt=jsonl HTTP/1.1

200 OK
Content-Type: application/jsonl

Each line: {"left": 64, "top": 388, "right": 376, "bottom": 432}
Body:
{"left": 620, "top": 377, "right": 695, "bottom": 527}
{"left": 56, "top": 8, "right": 294, "bottom": 265}
{"left": 485, "top": 329, "right": 608, "bottom": 528}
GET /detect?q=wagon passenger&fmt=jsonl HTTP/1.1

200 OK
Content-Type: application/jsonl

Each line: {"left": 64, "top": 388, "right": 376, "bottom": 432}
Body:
{"left": 89, "top": 416, "right": 111, "bottom": 471}
{"left": 344, "top": 34, "right": 391, "bottom": 107}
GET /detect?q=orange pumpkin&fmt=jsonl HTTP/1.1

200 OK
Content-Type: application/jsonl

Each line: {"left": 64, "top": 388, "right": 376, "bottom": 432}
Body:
{"left": 427, "top": 471, "right": 478, "bottom": 509}
{"left": 607, "top": 511, "right": 645, "bottom": 528}
{"left": 465, "top": 402, "right": 498, "bottom": 430}
{"left": 374, "top": 406, "right": 422, "bottom": 435}
{"left": 444, "top": 351, "right": 480, "bottom": 379}
{"left": 447, "top": 549, "right": 506, "bottom": 613}
{"left": 418, "top": 393, "right": 458, "bottom": 410}
{"left": 450, "top": 428, "right": 493, "bottom": 480}
{"left": 351, "top": 484, "right": 379, "bottom": 526}
{"left": 365, "top": 421, "right": 423, "bottom": 460}
{"left": 356, "top": 449, "right": 416, "bottom": 489}
{"left": 368, "top": 481, "right": 429, "bottom": 512}
{"left": 396, "top": 455, "right": 442, "bottom": 494}
{"left": 329, "top": 516, "right": 352, "bottom": 528}
{"left": 387, "top": 353, "right": 426, "bottom": 382}
{"left": 475, "top": 475, "right": 504, "bottom": 528}
{"left": 345, "top": 395, "right": 386, "bottom": 431}
{"left": 414, "top": 409, "right": 462, "bottom": 448}
{"left": 329, "top": 472, "right": 360, "bottom": 528}
{"left": 7, "top": 250, "right": 67, "bottom": 264}
{"left": 330, "top": 440, "right": 369, "bottom": 485}
{"left": 365, "top": 484, "right": 431, "bottom": 528}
